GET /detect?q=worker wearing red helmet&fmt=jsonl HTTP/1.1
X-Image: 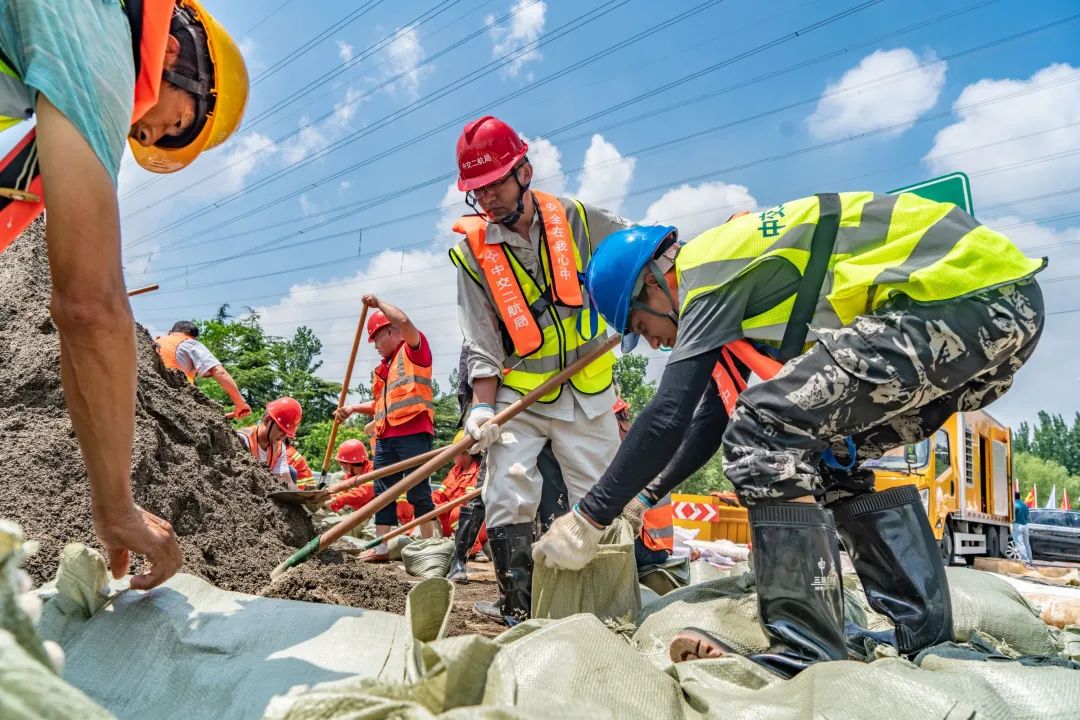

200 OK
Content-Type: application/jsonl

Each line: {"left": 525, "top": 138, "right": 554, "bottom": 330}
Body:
{"left": 237, "top": 397, "right": 302, "bottom": 487}
{"left": 335, "top": 294, "right": 437, "bottom": 561}
{"left": 448, "top": 115, "right": 631, "bottom": 625}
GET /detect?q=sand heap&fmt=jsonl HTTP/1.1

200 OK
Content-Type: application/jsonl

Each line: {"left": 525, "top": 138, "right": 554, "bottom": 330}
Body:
{"left": 0, "top": 219, "right": 408, "bottom": 613}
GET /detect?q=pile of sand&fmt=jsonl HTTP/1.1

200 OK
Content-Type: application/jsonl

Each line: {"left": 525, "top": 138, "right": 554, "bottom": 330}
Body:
{"left": 0, "top": 219, "right": 410, "bottom": 610}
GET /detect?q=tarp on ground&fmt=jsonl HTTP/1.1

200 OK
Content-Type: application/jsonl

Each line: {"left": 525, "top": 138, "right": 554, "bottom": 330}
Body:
{"left": 35, "top": 562, "right": 411, "bottom": 720}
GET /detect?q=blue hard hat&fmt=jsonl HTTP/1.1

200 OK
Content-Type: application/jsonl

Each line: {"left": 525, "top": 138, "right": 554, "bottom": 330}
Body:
{"left": 585, "top": 225, "right": 677, "bottom": 353}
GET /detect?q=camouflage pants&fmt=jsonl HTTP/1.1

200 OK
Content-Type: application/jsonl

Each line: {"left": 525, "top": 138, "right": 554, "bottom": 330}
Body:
{"left": 723, "top": 280, "right": 1044, "bottom": 506}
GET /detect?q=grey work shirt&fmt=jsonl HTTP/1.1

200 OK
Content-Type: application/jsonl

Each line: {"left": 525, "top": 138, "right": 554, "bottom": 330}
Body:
{"left": 456, "top": 197, "right": 629, "bottom": 421}
{"left": 174, "top": 338, "right": 223, "bottom": 378}
{"left": 666, "top": 257, "right": 801, "bottom": 364}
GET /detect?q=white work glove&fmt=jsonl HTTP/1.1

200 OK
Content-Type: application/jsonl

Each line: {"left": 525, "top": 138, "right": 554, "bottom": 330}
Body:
{"left": 533, "top": 505, "right": 605, "bottom": 571}
{"left": 621, "top": 493, "right": 654, "bottom": 537}
{"left": 464, "top": 403, "right": 500, "bottom": 451}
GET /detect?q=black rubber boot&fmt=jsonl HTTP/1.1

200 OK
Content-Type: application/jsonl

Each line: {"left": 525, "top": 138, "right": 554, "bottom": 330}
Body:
{"left": 447, "top": 503, "right": 485, "bottom": 584}
{"left": 672, "top": 503, "right": 848, "bottom": 677}
{"left": 832, "top": 485, "right": 953, "bottom": 655}
{"left": 472, "top": 522, "right": 533, "bottom": 626}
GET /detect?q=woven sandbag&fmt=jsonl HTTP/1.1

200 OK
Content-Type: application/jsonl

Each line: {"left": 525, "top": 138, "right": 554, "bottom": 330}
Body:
{"left": 944, "top": 567, "right": 1061, "bottom": 656}
{"left": 401, "top": 539, "right": 455, "bottom": 579}
{"left": 531, "top": 518, "right": 640, "bottom": 622}
{"left": 388, "top": 535, "right": 413, "bottom": 561}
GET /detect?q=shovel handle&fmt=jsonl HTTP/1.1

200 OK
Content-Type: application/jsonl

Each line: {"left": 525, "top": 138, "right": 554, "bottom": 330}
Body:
{"left": 126, "top": 283, "right": 159, "bottom": 297}
{"left": 312, "top": 335, "right": 620, "bottom": 556}
{"left": 361, "top": 488, "right": 482, "bottom": 550}
{"left": 320, "top": 305, "right": 369, "bottom": 481}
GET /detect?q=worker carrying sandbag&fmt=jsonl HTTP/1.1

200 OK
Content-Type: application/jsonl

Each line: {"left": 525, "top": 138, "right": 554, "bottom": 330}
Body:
{"left": 0, "top": 0, "right": 249, "bottom": 592}
{"left": 155, "top": 320, "right": 251, "bottom": 419}
{"left": 533, "top": 191, "right": 1047, "bottom": 678}
{"left": 434, "top": 432, "right": 487, "bottom": 556}
{"left": 450, "top": 116, "right": 630, "bottom": 625}
{"left": 335, "top": 295, "right": 437, "bottom": 560}
{"left": 238, "top": 398, "right": 302, "bottom": 488}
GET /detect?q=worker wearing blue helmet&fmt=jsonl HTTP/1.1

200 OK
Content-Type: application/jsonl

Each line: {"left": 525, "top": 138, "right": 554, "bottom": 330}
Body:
{"left": 532, "top": 192, "right": 1046, "bottom": 678}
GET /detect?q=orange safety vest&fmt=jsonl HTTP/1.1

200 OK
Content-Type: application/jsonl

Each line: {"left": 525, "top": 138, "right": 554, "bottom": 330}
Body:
{"left": 239, "top": 425, "right": 284, "bottom": 472}
{"left": 372, "top": 343, "right": 434, "bottom": 436}
{"left": 452, "top": 190, "right": 583, "bottom": 356}
{"left": 286, "top": 446, "right": 313, "bottom": 481}
{"left": 154, "top": 332, "right": 197, "bottom": 383}
{"left": 641, "top": 496, "right": 674, "bottom": 552}
{"left": 710, "top": 340, "right": 784, "bottom": 415}
{"left": 0, "top": 0, "right": 174, "bottom": 254}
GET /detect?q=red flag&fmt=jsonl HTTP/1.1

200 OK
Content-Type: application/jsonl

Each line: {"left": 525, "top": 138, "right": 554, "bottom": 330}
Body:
{"left": 1024, "top": 483, "right": 1037, "bottom": 509}
{"left": 1062, "top": 488, "right": 1071, "bottom": 511}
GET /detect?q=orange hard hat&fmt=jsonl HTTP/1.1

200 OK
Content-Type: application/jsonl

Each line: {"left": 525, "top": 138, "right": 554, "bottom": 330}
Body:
{"left": 456, "top": 116, "right": 528, "bottom": 192}
{"left": 367, "top": 309, "right": 392, "bottom": 341}
{"left": 336, "top": 438, "right": 370, "bottom": 465}
{"left": 612, "top": 398, "right": 630, "bottom": 416}
{"left": 266, "top": 397, "right": 302, "bottom": 438}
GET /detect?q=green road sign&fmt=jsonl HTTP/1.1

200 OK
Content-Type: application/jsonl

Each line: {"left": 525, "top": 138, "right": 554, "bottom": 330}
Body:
{"left": 889, "top": 172, "right": 973, "bottom": 216}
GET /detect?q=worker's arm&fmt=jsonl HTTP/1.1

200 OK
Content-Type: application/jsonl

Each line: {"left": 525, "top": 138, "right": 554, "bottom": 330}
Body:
{"left": 577, "top": 349, "right": 722, "bottom": 526}
{"left": 641, "top": 379, "right": 730, "bottom": 502}
{"left": 363, "top": 294, "right": 420, "bottom": 349}
{"left": 205, "top": 365, "right": 251, "bottom": 418}
{"left": 335, "top": 400, "right": 375, "bottom": 422}
{"left": 36, "top": 95, "right": 181, "bottom": 590}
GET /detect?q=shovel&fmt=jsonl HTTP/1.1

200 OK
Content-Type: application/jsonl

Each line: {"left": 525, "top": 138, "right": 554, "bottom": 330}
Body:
{"left": 126, "top": 283, "right": 159, "bottom": 297}
{"left": 321, "top": 305, "right": 369, "bottom": 483}
{"left": 271, "top": 334, "right": 621, "bottom": 578}
{"left": 343, "top": 487, "right": 482, "bottom": 553}
{"left": 268, "top": 446, "right": 442, "bottom": 504}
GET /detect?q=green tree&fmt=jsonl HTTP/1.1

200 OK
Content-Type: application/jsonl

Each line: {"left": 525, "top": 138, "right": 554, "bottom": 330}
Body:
{"left": 1014, "top": 451, "right": 1080, "bottom": 508}
{"left": 613, "top": 353, "right": 656, "bottom": 415}
{"left": 295, "top": 419, "right": 371, "bottom": 477}
{"left": 1013, "top": 422, "right": 1031, "bottom": 455}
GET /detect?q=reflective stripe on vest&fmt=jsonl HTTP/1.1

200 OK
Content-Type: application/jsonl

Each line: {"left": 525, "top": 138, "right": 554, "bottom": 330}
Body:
{"left": 287, "top": 446, "right": 313, "bottom": 480}
{"left": 154, "top": 332, "right": 197, "bottom": 383}
{"left": 372, "top": 343, "right": 435, "bottom": 435}
{"left": 449, "top": 194, "right": 615, "bottom": 403}
{"left": 641, "top": 495, "right": 673, "bottom": 552}
{"left": 239, "top": 425, "right": 283, "bottom": 472}
{"left": 676, "top": 192, "right": 1046, "bottom": 344}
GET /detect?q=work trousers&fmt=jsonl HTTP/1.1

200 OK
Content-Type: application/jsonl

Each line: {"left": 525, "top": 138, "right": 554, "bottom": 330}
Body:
{"left": 373, "top": 432, "right": 435, "bottom": 526}
{"left": 1012, "top": 523, "right": 1033, "bottom": 564}
{"left": 483, "top": 402, "right": 620, "bottom": 527}
{"left": 724, "top": 280, "right": 1044, "bottom": 505}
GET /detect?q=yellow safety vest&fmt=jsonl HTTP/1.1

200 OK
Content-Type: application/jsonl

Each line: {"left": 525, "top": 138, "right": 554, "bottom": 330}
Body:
{"left": 677, "top": 191, "right": 1045, "bottom": 342}
{"left": 450, "top": 195, "right": 614, "bottom": 403}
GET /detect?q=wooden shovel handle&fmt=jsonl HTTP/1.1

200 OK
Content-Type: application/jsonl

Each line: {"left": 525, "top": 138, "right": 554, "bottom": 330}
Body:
{"left": 363, "top": 488, "right": 482, "bottom": 550}
{"left": 320, "top": 304, "right": 369, "bottom": 479}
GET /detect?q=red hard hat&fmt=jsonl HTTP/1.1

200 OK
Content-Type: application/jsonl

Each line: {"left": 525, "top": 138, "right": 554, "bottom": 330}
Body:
{"left": 612, "top": 398, "right": 630, "bottom": 415}
{"left": 456, "top": 115, "right": 528, "bottom": 192}
{"left": 266, "top": 397, "right": 302, "bottom": 438}
{"left": 336, "top": 438, "right": 370, "bottom": 465}
{"left": 367, "top": 309, "right": 392, "bottom": 341}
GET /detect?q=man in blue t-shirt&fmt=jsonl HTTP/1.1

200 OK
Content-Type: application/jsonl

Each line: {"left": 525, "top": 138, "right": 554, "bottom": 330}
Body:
{"left": 1013, "top": 491, "right": 1033, "bottom": 565}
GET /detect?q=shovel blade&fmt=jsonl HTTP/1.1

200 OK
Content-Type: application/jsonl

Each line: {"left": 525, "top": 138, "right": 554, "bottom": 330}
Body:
{"left": 269, "top": 489, "right": 327, "bottom": 504}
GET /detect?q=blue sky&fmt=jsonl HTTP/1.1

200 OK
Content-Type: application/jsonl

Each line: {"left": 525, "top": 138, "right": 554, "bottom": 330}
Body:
{"left": 18, "top": 0, "right": 1080, "bottom": 428}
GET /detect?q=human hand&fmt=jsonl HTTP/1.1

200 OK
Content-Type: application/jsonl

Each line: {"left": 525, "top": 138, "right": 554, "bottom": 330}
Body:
{"left": 361, "top": 294, "right": 381, "bottom": 309}
{"left": 233, "top": 402, "right": 252, "bottom": 419}
{"left": 621, "top": 493, "right": 654, "bottom": 537}
{"left": 532, "top": 505, "right": 605, "bottom": 571}
{"left": 93, "top": 504, "right": 182, "bottom": 590}
{"left": 334, "top": 405, "right": 356, "bottom": 423}
{"left": 464, "top": 403, "right": 500, "bottom": 451}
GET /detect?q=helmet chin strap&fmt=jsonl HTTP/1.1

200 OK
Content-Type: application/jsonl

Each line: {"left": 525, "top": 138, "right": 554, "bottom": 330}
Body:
{"left": 497, "top": 173, "right": 530, "bottom": 227}
{"left": 630, "top": 259, "right": 680, "bottom": 327}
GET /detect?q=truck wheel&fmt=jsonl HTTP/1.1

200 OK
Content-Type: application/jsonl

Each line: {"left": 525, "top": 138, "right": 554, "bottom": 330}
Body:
{"left": 941, "top": 526, "right": 954, "bottom": 566}
{"left": 985, "top": 525, "right": 1000, "bottom": 558}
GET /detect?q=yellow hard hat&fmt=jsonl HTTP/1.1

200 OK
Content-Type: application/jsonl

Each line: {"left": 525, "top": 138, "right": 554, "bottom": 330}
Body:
{"left": 130, "top": 0, "right": 249, "bottom": 173}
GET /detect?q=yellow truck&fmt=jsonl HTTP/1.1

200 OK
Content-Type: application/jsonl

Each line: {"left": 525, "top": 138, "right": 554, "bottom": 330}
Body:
{"left": 862, "top": 410, "right": 1013, "bottom": 563}
{"left": 673, "top": 410, "right": 1014, "bottom": 565}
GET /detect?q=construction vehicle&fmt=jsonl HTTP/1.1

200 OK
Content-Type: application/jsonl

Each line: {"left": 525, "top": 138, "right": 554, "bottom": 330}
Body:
{"left": 869, "top": 410, "right": 1013, "bottom": 564}
{"left": 673, "top": 411, "right": 1014, "bottom": 565}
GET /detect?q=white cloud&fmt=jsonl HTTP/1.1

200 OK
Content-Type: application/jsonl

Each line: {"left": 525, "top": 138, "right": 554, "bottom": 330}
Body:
{"left": 217, "top": 132, "right": 278, "bottom": 194}
{"left": 641, "top": 182, "right": 758, "bottom": 241}
{"left": 575, "top": 134, "right": 636, "bottom": 212}
{"left": 298, "top": 194, "right": 320, "bottom": 217}
{"left": 384, "top": 26, "right": 425, "bottom": 100}
{"left": 336, "top": 40, "right": 354, "bottom": 63}
{"left": 808, "top": 48, "right": 946, "bottom": 140}
{"left": 255, "top": 248, "right": 461, "bottom": 391}
{"left": 487, "top": 0, "right": 547, "bottom": 78}
{"left": 237, "top": 37, "right": 264, "bottom": 76}
{"left": 338, "top": 180, "right": 352, "bottom": 193}
{"left": 435, "top": 181, "right": 471, "bottom": 242}
{"left": 924, "top": 63, "right": 1080, "bottom": 217}
{"left": 281, "top": 85, "right": 366, "bottom": 165}
{"left": 521, "top": 134, "right": 566, "bottom": 196}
